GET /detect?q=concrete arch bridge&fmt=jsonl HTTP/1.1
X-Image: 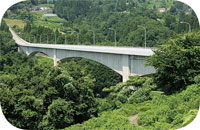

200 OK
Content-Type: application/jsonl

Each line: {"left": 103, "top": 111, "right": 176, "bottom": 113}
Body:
{"left": 10, "top": 29, "right": 155, "bottom": 82}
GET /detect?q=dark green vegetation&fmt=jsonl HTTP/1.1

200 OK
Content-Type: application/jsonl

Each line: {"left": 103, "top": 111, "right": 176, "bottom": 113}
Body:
{"left": 1, "top": 0, "right": 200, "bottom": 130}
{"left": 64, "top": 33, "right": 200, "bottom": 130}
{"left": 1, "top": 20, "right": 200, "bottom": 130}
{"left": 6, "top": 0, "right": 199, "bottom": 47}
{"left": 65, "top": 75, "right": 200, "bottom": 130}
{"left": 0, "top": 21, "right": 120, "bottom": 129}
{"left": 59, "top": 58, "right": 122, "bottom": 97}
{"left": 148, "top": 32, "right": 200, "bottom": 93}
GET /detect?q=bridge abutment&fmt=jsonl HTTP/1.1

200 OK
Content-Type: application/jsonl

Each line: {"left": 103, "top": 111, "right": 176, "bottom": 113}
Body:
{"left": 122, "top": 55, "right": 130, "bottom": 82}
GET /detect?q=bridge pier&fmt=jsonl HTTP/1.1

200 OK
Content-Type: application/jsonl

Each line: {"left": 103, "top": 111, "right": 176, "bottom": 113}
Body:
{"left": 18, "top": 47, "right": 22, "bottom": 53}
{"left": 53, "top": 49, "right": 57, "bottom": 66}
{"left": 122, "top": 55, "right": 131, "bottom": 82}
{"left": 11, "top": 28, "right": 156, "bottom": 81}
{"left": 25, "top": 50, "right": 30, "bottom": 55}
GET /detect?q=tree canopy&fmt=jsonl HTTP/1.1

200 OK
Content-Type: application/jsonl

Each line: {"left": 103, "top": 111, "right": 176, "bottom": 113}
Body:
{"left": 147, "top": 31, "right": 200, "bottom": 93}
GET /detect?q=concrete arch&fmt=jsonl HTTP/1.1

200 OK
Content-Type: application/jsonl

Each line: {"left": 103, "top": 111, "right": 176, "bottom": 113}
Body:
{"left": 55, "top": 49, "right": 127, "bottom": 76}
{"left": 11, "top": 24, "right": 155, "bottom": 82}
{"left": 19, "top": 47, "right": 132, "bottom": 81}
{"left": 19, "top": 46, "right": 55, "bottom": 58}
{"left": 29, "top": 51, "right": 50, "bottom": 58}
{"left": 17, "top": 45, "right": 155, "bottom": 82}
{"left": 59, "top": 56, "right": 123, "bottom": 77}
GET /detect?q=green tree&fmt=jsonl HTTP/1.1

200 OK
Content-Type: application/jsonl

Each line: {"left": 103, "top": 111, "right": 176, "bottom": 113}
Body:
{"left": 39, "top": 99, "right": 74, "bottom": 129}
{"left": 147, "top": 32, "right": 200, "bottom": 93}
{"left": 164, "top": 14, "right": 176, "bottom": 30}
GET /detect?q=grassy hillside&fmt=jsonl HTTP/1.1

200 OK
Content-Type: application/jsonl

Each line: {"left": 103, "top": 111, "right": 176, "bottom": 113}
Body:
{"left": 31, "top": 11, "right": 66, "bottom": 29}
{"left": 5, "top": 19, "right": 26, "bottom": 28}
{"left": 65, "top": 75, "right": 200, "bottom": 130}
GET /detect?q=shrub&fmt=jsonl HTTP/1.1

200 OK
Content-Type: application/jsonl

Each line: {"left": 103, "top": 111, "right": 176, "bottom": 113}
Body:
{"left": 153, "top": 122, "right": 173, "bottom": 130}
{"left": 147, "top": 32, "right": 200, "bottom": 93}
{"left": 182, "top": 109, "right": 199, "bottom": 127}
{"left": 137, "top": 110, "right": 158, "bottom": 126}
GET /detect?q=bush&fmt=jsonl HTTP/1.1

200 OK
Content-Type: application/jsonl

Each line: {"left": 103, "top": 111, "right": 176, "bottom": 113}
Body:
{"left": 149, "top": 91, "right": 164, "bottom": 99}
{"left": 137, "top": 110, "right": 158, "bottom": 126}
{"left": 127, "top": 76, "right": 156, "bottom": 104}
{"left": 182, "top": 109, "right": 199, "bottom": 127}
{"left": 118, "top": 104, "right": 138, "bottom": 116}
{"left": 147, "top": 32, "right": 200, "bottom": 93}
{"left": 128, "top": 87, "right": 152, "bottom": 103}
{"left": 153, "top": 122, "right": 173, "bottom": 130}
{"left": 65, "top": 108, "right": 140, "bottom": 130}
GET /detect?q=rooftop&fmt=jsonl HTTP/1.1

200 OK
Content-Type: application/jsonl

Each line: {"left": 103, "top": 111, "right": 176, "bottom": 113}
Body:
{"left": 42, "top": 14, "right": 57, "bottom": 17}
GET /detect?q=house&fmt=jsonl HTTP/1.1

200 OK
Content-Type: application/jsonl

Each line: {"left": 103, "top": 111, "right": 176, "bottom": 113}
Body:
{"left": 185, "top": 12, "right": 191, "bottom": 15}
{"left": 40, "top": 7, "right": 52, "bottom": 13}
{"left": 42, "top": 14, "right": 58, "bottom": 17}
{"left": 40, "top": 7, "right": 50, "bottom": 11}
{"left": 158, "top": 8, "right": 166, "bottom": 12}
{"left": 157, "top": 8, "right": 170, "bottom": 13}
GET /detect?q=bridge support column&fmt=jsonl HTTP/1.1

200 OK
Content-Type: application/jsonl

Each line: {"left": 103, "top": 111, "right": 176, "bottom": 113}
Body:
{"left": 22, "top": 47, "right": 30, "bottom": 55}
{"left": 18, "top": 47, "right": 22, "bottom": 53}
{"left": 122, "top": 55, "right": 130, "bottom": 82}
{"left": 25, "top": 50, "right": 30, "bottom": 55}
{"left": 53, "top": 49, "right": 57, "bottom": 66}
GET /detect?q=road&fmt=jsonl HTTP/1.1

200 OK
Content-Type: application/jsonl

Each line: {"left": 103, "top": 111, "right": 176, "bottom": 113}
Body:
{"left": 9, "top": 28, "right": 154, "bottom": 57}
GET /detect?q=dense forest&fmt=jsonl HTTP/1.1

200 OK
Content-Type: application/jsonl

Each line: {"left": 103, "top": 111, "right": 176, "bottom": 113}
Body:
{"left": 0, "top": 20, "right": 121, "bottom": 129}
{"left": 5, "top": 0, "right": 200, "bottom": 47}
{"left": 1, "top": 0, "right": 200, "bottom": 129}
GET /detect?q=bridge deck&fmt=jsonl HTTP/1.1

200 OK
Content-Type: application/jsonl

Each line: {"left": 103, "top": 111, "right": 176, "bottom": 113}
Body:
{"left": 10, "top": 28, "right": 154, "bottom": 57}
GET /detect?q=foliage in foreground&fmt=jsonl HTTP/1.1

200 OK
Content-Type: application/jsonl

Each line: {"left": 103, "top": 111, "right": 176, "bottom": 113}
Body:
{"left": 59, "top": 58, "right": 122, "bottom": 98}
{"left": 0, "top": 21, "right": 98, "bottom": 129}
{"left": 65, "top": 32, "right": 200, "bottom": 130}
{"left": 65, "top": 104, "right": 140, "bottom": 130}
{"left": 65, "top": 75, "right": 200, "bottom": 130}
{"left": 147, "top": 31, "right": 200, "bottom": 93}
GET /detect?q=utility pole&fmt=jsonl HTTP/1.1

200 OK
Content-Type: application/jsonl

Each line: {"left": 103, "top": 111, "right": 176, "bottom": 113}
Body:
{"left": 46, "top": 34, "right": 48, "bottom": 44}
{"left": 88, "top": 30, "right": 95, "bottom": 45}
{"left": 67, "top": 30, "right": 79, "bottom": 45}
{"left": 77, "top": 32, "right": 80, "bottom": 45}
{"left": 109, "top": 28, "right": 117, "bottom": 47}
{"left": 55, "top": 32, "right": 56, "bottom": 44}
{"left": 65, "top": 34, "right": 67, "bottom": 44}
{"left": 180, "top": 21, "right": 191, "bottom": 32}
{"left": 40, "top": 35, "right": 42, "bottom": 43}
{"left": 137, "top": 25, "right": 147, "bottom": 49}
{"left": 52, "top": 32, "right": 56, "bottom": 44}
